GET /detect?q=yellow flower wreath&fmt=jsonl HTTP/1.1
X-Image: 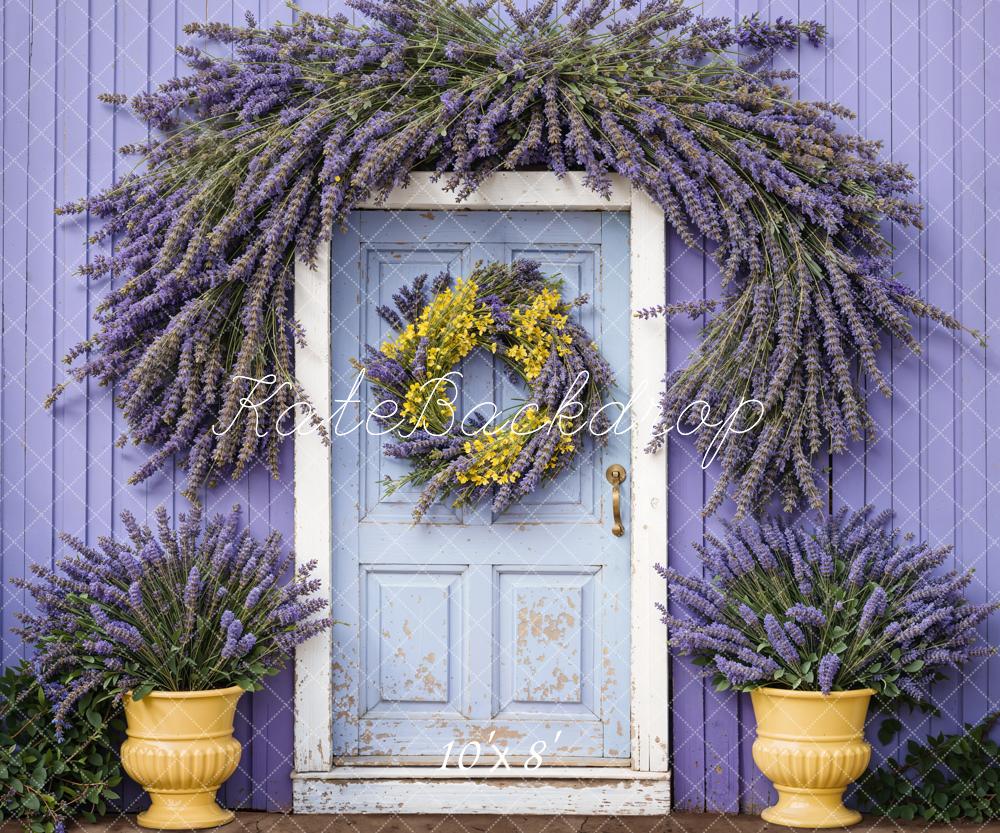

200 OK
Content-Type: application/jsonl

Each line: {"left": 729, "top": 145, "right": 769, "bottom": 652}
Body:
{"left": 359, "top": 260, "right": 614, "bottom": 520}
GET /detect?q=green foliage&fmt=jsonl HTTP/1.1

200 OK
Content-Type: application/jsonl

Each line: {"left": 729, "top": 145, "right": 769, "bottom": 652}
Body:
{"left": 859, "top": 711, "right": 1000, "bottom": 822}
{"left": 0, "top": 662, "right": 122, "bottom": 832}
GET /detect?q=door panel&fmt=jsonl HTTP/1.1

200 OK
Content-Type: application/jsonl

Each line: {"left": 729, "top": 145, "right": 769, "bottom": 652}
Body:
{"left": 330, "top": 209, "right": 631, "bottom": 762}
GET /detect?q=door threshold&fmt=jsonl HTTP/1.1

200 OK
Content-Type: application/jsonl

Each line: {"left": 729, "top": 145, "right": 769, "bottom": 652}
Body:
{"left": 292, "top": 767, "right": 671, "bottom": 814}
{"left": 332, "top": 755, "right": 634, "bottom": 768}
{"left": 295, "top": 766, "right": 670, "bottom": 780}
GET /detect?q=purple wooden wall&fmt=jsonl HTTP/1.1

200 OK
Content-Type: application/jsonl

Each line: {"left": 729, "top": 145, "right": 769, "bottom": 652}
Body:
{"left": 1, "top": 0, "right": 997, "bottom": 815}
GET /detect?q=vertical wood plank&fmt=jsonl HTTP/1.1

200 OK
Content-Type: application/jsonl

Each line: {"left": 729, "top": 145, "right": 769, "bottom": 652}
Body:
{"left": 23, "top": 0, "right": 58, "bottom": 653}
{"left": 55, "top": 0, "right": 95, "bottom": 575}
{"left": 732, "top": 0, "right": 773, "bottom": 813}
{"left": 955, "top": 0, "right": 988, "bottom": 741}
{"left": 828, "top": 0, "right": 871, "bottom": 520}
{"left": 85, "top": 0, "right": 117, "bottom": 563}
{"left": 922, "top": 0, "right": 961, "bottom": 740}
{"left": 852, "top": 0, "right": 896, "bottom": 773}
{"left": 245, "top": 0, "right": 299, "bottom": 813}
{"left": 1, "top": 0, "right": 32, "bottom": 666}
{"left": 114, "top": 0, "right": 152, "bottom": 814}
{"left": 665, "top": 234, "right": 707, "bottom": 811}
{"left": 80, "top": 0, "right": 122, "bottom": 808}
{"left": 145, "top": 0, "right": 180, "bottom": 537}
{"left": 885, "top": 0, "right": 926, "bottom": 765}
{"left": 983, "top": 0, "right": 1000, "bottom": 738}
{"left": 630, "top": 191, "right": 670, "bottom": 775}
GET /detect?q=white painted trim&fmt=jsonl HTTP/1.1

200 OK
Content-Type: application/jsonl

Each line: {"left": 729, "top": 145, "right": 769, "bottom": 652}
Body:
{"left": 293, "top": 241, "right": 335, "bottom": 774}
{"left": 293, "top": 171, "right": 669, "bottom": 814}
{"left": 628, "top": 188, "right": 670, "bottom": 774}
{"left": 359, "top": 171, "right": 632, "bottom": 211}
{"left": 293, "top": 771, "right": 670, "bottom": 815}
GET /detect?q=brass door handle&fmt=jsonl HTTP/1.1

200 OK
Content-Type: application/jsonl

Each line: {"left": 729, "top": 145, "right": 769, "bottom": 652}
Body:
{"left": 605, "top": 464, "right": 626, "bottom": 537}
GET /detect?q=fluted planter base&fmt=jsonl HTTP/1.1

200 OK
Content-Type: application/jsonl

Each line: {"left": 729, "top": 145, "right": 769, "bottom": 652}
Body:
{"left": 762, "top": 785, "right": 862, "bottom": 828}
{"left": 751, "top": 687, "right": 874, "bottom": 829}
{"left": 122, "top": 686, "right": 244, "bottom": 830}
{"left": 137, "top": 791, "right": 235, "bottom": 830}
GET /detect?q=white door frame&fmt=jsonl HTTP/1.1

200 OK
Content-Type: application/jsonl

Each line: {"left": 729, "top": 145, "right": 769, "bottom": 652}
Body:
{"left": 291, "top": 171, "right": 669, "bottom": 814}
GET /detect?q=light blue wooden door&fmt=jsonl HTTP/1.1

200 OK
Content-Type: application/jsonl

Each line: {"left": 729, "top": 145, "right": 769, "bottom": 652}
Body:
{"left": 330, "top": 210, "right": 631, "bottom": 763}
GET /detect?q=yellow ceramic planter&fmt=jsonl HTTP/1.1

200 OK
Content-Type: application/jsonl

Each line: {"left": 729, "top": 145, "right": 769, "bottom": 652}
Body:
{"left": 751, "top": 687, "right": 874, "bottom": 828}
{"left": 121, "top": 686, "right": 244, "bottom": 830}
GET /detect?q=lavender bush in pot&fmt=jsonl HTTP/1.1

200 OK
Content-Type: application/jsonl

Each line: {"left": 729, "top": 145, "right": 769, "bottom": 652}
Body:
{"left": 15, "top": 505, "right": 332, "bottom": 830}
{"left": 659, "top": 506, "right": 996, "bottom": 828}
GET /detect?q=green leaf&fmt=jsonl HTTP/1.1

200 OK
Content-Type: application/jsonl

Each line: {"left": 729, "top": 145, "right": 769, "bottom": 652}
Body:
{"left": 877, "top": 718, "right": 903, "bottom": 745}
{"left": 29, "top": 762, "right": 47, "bottom": 788}
{"left": 132, "top": 683, "right": 155, "bottom": 701}
{"left": 86, "top": 709, "right": 104, "bottom": 729}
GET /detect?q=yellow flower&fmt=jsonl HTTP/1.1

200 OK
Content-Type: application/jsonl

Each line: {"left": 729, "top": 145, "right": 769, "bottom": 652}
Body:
{"left": 505, "top": 287, "right": 572, "bottom": 380}
{"left": 458, "top": 408, "right": 566, "bottom": 487}
{"left": 378, "top": 278, "right": 494, "bottom": 370}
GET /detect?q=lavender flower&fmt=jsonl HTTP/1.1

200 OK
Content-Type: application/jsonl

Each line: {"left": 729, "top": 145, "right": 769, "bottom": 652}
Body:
{"left": 858, "top": 586, "right": 887, "bottom": 633}
{"left": 14, "top": 505, "right": 333, "bottom": 711}
{"left": 737, "top": 603, "right": 759, "bottom": 628}
{"left": 784, "top": 622, "right": 806, "bottom": 648}
{"left": 660, "top": 507, "right": 997, "bottom": 697}
{"left": 764, "top": 614, "right": 800, "bottom": 666}
{"left": 181, "top": 565, "right": 201, "bottom": 643}
{"left": 716, "top": 656, "right": 770, "bottom": 687}
{"left": 128, "top": 580, "right": 144, "bottom": 611}
{"left": 221, "top": 618, "right": 244, "bottom": 659}
{"left": 818, "top": 653, "right": 840, "bottom": 694}
{"left": 785, "top": 603, "right": 826, "bottom": 629}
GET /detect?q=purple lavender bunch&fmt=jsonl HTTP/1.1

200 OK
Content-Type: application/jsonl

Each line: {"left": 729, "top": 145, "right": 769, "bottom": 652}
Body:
{"left": 45, "top": 0, "right": 967, "bottom": 526}
{"left": 660, "top": 506, "right": 996, "bottom": 697}
{"left": 14, "top": 505, "right": 333, "bottom": 717}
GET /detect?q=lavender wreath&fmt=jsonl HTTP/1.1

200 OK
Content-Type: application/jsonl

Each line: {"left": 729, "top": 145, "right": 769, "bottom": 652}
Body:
{"left": 357, "top": 260, "right": 614, "bottom": 520}
{"left": 49, "top": 0, "right": 979, "bottom": 514}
